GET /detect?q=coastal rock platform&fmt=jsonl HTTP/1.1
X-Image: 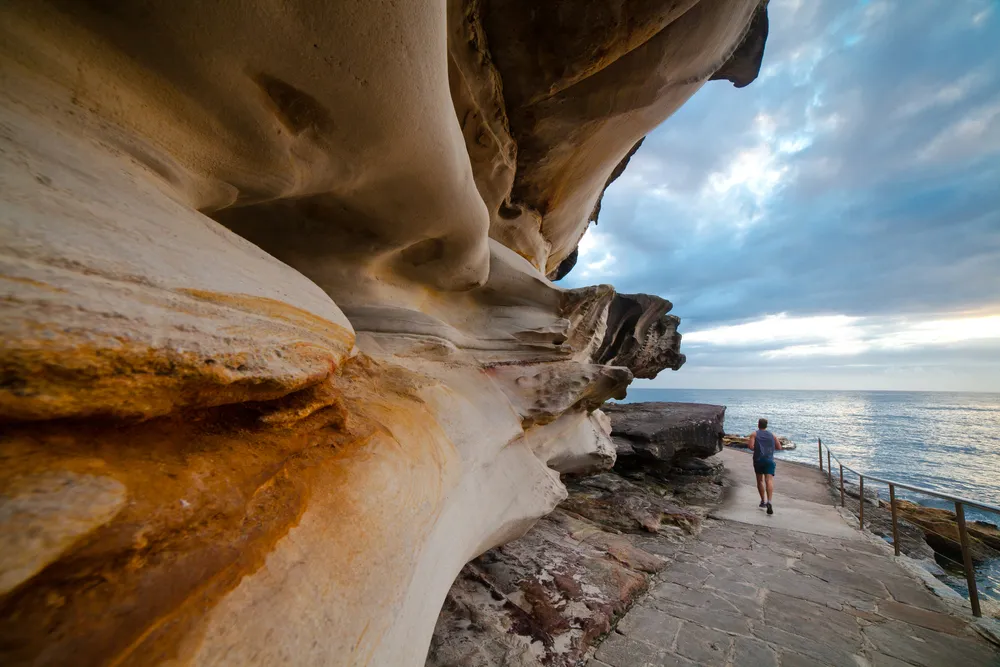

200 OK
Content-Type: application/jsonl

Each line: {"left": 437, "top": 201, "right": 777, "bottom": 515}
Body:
{"left": 589, "top": 448, "right": 1000, "bottom": 667}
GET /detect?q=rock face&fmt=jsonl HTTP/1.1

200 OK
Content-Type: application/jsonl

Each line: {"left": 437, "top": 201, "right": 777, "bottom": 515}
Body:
{"left": 427, "top": 471, "right": 716, "bottom": 667}
{"left": 605, "top": 402, "right": 726, "bottom": 472}
{"left": 0, "top": 1, "right": 767, "bottom": 665}
{"left": 427, "top": 403, "right": 732, "bottom": 667}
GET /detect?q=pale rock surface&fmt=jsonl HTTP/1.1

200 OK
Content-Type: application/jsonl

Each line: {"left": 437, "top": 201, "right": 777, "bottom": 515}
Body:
{"left": 0, "top": 1, "right": 766, "bottom": 665}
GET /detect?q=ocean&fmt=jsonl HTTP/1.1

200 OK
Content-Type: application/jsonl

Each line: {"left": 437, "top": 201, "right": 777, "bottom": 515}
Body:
{"left": 617, "top": 388, "right": 1000, "bottom": 607}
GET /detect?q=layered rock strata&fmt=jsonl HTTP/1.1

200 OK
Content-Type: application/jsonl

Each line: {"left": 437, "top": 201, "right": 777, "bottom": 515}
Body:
{"left": 427, "top": 403, "right": 731, "bottom": 666}
{"left": 605, "top": 402, "right": 726, "bottom": 474}
{"left": 427, "top": 463, "right": 715, "bottom": 667}
{"left": 0, "top": 1, "right": 766, "bottom": 665}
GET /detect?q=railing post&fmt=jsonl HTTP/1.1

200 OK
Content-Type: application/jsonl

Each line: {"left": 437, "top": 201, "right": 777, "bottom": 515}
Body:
{"left": 827, "top": 449, "right": 832, "bottom": 483}
{"left": 858, "top": 476, "right": 864, "bottom": 529}
{"left": 889, "top": 483, "right": 900, "bottom": 556}
{"left": 839, "top": 464, "right": 845, "bottom": 507}
{"left": 955, "top": 502, "right": 982, "bottom": 617}
{"left": 818, "top": 438, "right": 823, "bottom": 472}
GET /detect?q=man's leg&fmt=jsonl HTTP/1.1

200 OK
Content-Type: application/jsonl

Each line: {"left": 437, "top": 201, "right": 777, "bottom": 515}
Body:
{"left": 765, "top": 474, "right": 774, "bottom": 502}
{"left": 756, "top": 473, "right": 766, "bottom": 502}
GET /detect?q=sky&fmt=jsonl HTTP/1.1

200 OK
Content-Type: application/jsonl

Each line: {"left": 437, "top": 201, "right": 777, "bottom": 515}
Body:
{"left": 561, "top": 0, "right": 1000, "bottom": 392}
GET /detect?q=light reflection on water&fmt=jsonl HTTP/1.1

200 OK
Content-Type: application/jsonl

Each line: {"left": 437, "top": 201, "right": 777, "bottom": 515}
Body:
{"left": 619, "top": 388, "right": 1000, "bottom": 606}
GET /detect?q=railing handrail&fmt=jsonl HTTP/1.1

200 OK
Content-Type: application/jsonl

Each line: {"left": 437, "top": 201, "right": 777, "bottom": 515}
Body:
{"left": 819, "top": 440, "right": 1000, "bottom": 515}
{"left": 817, "top": 437, "right": 992, "bottom": 617}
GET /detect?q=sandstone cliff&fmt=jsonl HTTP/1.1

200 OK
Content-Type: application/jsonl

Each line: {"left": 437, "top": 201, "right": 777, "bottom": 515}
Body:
{"left": 0, "top": 1, "right": 767, "bottom": 665}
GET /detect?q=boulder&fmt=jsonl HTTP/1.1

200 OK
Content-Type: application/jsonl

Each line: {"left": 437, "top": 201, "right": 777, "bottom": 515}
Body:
{"left": 604, "top": 402, "right": 726, "bottom": 474}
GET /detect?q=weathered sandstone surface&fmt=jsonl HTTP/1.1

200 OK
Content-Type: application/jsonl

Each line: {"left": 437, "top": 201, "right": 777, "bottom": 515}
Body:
{"left": 0, "top": 1, "right": 766, "bottom": 665}
{"left": 428, "top": 403, "right": 728, "bottom": 666}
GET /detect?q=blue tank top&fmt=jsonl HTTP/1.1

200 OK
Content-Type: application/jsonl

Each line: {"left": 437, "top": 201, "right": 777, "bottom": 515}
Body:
{"left": 753, "top": 429, "right": 776, "bottom": 462}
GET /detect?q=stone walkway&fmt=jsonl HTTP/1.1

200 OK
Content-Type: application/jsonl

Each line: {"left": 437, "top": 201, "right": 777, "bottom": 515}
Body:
{"left": 588, "top": 450, "right": 1000, "bottom": 667}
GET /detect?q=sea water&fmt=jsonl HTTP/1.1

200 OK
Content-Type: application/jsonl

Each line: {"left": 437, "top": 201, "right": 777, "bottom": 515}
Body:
{"left": 618, "top": 388, "right": 1000, "bottom": 607}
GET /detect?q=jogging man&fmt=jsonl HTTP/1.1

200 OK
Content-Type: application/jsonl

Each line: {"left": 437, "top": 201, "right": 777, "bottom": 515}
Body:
{"left": 748, "top": 418, "right": 782, "bottom": 515}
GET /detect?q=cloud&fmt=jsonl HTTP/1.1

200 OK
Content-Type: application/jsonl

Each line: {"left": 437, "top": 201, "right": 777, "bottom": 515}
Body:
{"left": 562, "top": 0, "right": 1000, "bottom": 390}
{"left": 683, "top": 313, "right": 1000, "bottom": 358}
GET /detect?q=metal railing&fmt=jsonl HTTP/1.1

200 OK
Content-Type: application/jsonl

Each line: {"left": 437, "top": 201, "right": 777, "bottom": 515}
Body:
{"left": 817, "top": 437, "right": 1000, "bottom": 618}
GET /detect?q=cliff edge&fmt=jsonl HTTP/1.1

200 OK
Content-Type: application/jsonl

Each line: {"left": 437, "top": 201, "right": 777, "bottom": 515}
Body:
{"left": 0, "top": 2, "right": 767, "bottom": 664}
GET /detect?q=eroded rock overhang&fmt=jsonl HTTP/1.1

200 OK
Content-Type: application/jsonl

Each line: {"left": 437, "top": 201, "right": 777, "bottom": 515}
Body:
{"left": 0, "top": 1, "right": 768, "bottom": 665}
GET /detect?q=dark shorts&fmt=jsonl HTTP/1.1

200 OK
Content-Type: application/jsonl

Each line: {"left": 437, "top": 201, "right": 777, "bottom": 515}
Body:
{"left": 753, "top": 459, "right": 776, "bottom": 476}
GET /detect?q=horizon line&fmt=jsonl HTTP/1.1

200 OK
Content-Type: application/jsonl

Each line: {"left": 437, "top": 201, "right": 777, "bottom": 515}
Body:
{"left": 629, "top": 387, "right": 1000, "bottom": 394}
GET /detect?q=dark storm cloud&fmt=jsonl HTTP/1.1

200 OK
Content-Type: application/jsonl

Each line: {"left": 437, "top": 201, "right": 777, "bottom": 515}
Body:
{"left": 565, "top": 0, "right": 1000, "bottom": 333}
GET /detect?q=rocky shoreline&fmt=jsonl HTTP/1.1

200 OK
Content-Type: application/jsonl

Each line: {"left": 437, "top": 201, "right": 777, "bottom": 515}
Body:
{"left": 428, "top": 401, "right": 1000, "bottom": 663}
{"left": 427, "top": 402, "right": 729, "bottom": 666}
{"left": 828, "top": 470, "right": 1000, "bottom": 618}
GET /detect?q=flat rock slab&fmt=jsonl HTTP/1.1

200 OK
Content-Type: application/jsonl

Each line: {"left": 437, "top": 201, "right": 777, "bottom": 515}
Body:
{"left": 588, "top": 452, "right": 1000, "bottom": 667}
{"left": 604, "top": 402, "right": 724, "bottom": 465}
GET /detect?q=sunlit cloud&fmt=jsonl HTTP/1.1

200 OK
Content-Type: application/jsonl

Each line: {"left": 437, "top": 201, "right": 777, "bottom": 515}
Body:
{"left": 879, "top": 315, "right": 1000, "bottom": 348}
{"left": 684, "top": 314, "right": 862, "bottom": 347}
{"left": 684, "top": 313, "right": 1000, "bottom": 360}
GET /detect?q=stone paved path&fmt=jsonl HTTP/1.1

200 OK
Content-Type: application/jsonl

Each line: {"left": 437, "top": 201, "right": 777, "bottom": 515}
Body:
{"left": 588, "top": 450, "right": 1000, "bottom": 667}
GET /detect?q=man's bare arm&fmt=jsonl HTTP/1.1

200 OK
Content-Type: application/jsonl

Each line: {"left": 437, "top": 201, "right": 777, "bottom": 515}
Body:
{"left": 775, "top": 435, "right": 783, "bottom": 450}
{"left": 747, "top": 432, "right": 756, "bottom": 450}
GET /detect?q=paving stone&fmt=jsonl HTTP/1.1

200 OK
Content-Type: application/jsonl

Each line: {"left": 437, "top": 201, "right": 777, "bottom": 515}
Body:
{"left": 678, "top": 539, "right": 729, "bottom": 559}
{"left": 651, "top": 655, "right": 696, "bottom": 667}
{"left": 792, "top": 559, "right": 889, "bottom": 596}
{"left": 798, "top": 551, "right": 861, "bottom": 575}
{"left": 722, "top": 589, "right": 764, "bottom": 620}
{"left": 842, "top": 597, "right": 879, "bottom": 613}
{"left": 763, "top": 591, "right": 863, "bottom": 648}
{"left": 732, "top": 637, "right": 778, "bottom": 667}
{"left": 647, "top": 598, "right": 751, "bottom": 636}
{"left": 674, "top": 621, "right": 732, "bottom": 666}
{"left": 756, "top": 541, "right": 803, "bottom": 559}
{"left": 708, "top": 550, "right": 761, "bottom": 570}
{"left": 843, "top": 607, "right": 885, "bottom": 624}
{"left": 864, "top": 620, "right": 1000, "bottom": 667}
{"left": 703, "top": 575, "right": 760, "bottom": 600}
{"left": 592, "top": 489, "right": 999, "bottom": 667}
{"left": 752, "top": 624, "right": 861, "bottom": 666}
{"left": 779, "top": 650, "right": 835, "bottom": 667}
{"left": 649, "top": 581, "right": 742, "bottom": 615}
{"left": 594, "top": 633, "right": 666, "bottom": 667}
{"left": 616, "top": 605, "right": 682, "bottom": 647}
{"left": 880, "top": 575, "right": 949, "bottom": 611}
{"left": 876, "top": 600, "right": 968, "bottom": 635}
{"left": 699, "top": 526, "right": 755, "bottom": 550}
{"left": 868, "top": 651, "right": 922, "bottom": 667}
{"left": 760, "top": 569, "right": 850, "bottom": 609}
{"left": 834, "top": 539, "right": 888, "bottom": 556}
{"left": 659, "top": 561, "right": 713, "bottom": 587}
{"left": 629, "top": 535, "right": 683, "bottom": 559}
{"left": 753, "top": 528, "right": 819, "bottom": 555}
